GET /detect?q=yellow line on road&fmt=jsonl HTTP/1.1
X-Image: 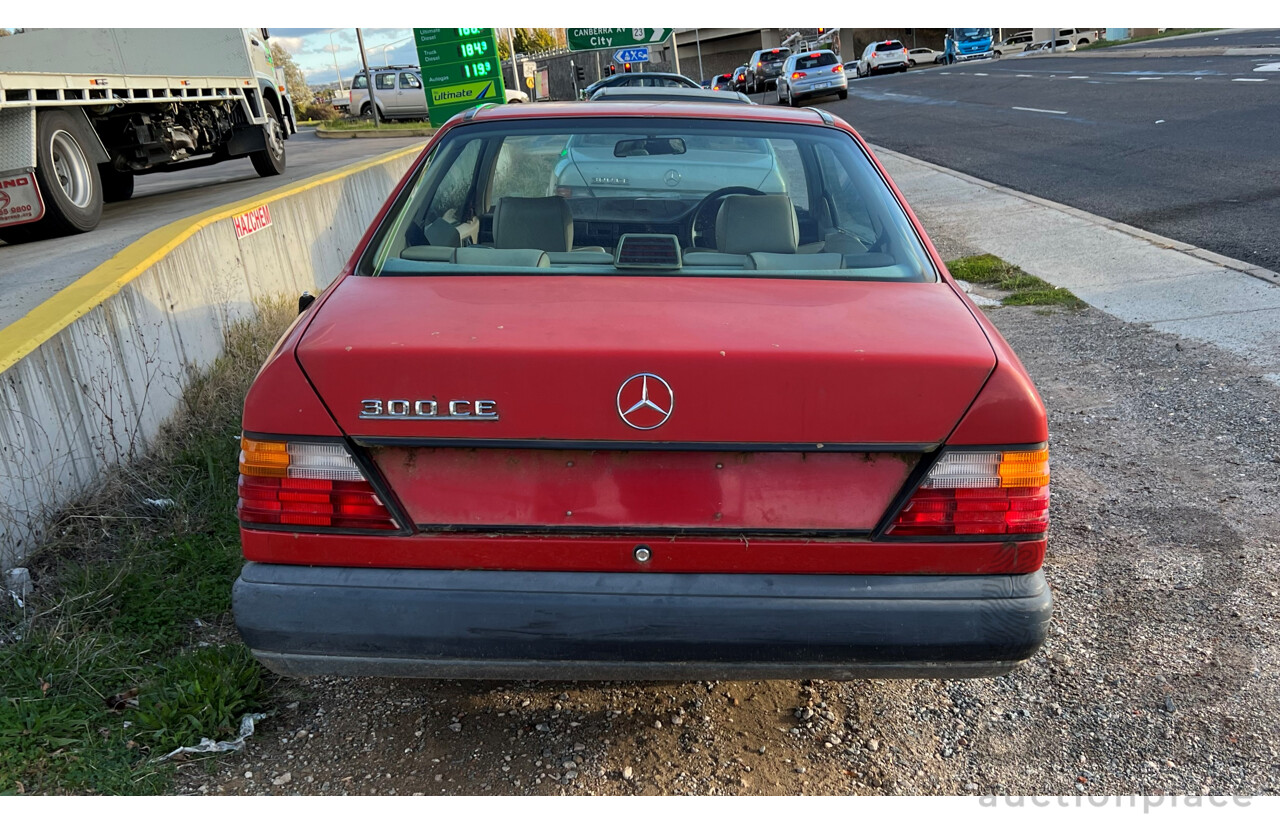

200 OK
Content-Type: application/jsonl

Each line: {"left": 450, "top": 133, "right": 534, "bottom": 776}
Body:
{"left": 0, "top": 144, "right": 423, "bottom": 375}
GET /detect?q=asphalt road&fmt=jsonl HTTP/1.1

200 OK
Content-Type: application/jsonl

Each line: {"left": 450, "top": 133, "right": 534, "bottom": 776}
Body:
{"left": 0, "top": 129, "right": 428, "bottom": 329}
{"left": 756, "top": 31, "right": 1280, "bottom": 273}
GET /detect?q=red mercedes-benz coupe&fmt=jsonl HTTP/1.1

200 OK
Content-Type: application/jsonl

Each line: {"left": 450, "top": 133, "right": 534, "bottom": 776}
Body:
{"left": 233, "top": 100, "right": 1051, "bottom": 680}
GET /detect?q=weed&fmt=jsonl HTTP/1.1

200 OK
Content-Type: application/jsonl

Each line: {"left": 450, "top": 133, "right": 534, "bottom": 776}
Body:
{"left": 0, "top": 299, "right": 294, "bottom": 794}
{"left": 946, "top": 254, "right": 1086, "bottom": 310}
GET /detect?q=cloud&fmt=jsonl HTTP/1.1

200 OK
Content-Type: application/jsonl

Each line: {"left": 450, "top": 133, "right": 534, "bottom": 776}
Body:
{"left": 271, "top": 35, "right": 307, "bottom": 54}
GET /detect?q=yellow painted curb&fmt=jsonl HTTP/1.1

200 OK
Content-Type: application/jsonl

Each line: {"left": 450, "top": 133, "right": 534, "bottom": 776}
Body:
{"left": 0, "top": 144, "right": 424, "bottom": 375}
{"left": 316, "top": 126, "right": 437, "bottom": 139}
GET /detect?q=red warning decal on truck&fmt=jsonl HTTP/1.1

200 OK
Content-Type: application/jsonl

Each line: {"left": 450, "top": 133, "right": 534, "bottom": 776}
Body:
{"left": 0, "top": 171, "right": 45, "bottom": 228}
{"left": 231, "top": 203, "right": 272, "bottom": 239}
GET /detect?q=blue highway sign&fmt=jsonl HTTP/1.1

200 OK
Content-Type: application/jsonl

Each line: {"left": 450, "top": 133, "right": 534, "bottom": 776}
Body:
{"left": 613, "top": 47, "right": 650, "bottom": 63}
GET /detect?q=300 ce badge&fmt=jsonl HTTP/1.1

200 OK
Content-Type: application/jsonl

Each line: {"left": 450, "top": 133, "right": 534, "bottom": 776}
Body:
{"left": 359, "top": 398, "right": 498, "bottom": 420}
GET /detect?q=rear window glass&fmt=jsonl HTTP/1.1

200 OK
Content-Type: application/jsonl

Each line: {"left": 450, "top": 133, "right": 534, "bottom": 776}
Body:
{"left": 796, "top": 53, "right": 839, "bottom": 70}
{"left": 880, "top": 41, "right": 905, "bottom": 50}
{"left": 361, "top": 117, "right": 936, "bottom": 283}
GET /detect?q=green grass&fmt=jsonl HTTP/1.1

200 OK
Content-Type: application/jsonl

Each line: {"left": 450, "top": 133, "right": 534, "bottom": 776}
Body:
{"left": 946, "top": 254, "right": 1086, "bottom": 309}
{"left": 318, "top": 118, "right": 436, "bottom": 132}
{"left": 1077, "top": 29, "right": 1220, "bottom": 50}
{"left": 0, "top": 301, "right": 294, "bottom": 794}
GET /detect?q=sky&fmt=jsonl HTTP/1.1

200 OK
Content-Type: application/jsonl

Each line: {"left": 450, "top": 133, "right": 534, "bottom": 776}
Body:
{"left": 271, "top": 28, "right": 417, "bottom": 87}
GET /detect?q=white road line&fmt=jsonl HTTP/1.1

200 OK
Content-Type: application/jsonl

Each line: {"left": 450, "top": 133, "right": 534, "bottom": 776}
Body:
{"left": 1068, "top": 75, "right": 1088, "bottom": 79}
{"left": 1011, "top": 106, "right": 1069, "bottom": 115}
{"left": 1015, "top": 74, "right": 1033, "bottom": 78}
{"left": 1232, "top": 77, "right": 1268, "bottom": 82}
{"left": 1138, "top": 77, "right": 1162, "bottom": 81}
{"left": 940, "top": 71, "right": 951, "bottom": 75}
{"left": 974, "top": 72, "right": 988, "bottom": 76}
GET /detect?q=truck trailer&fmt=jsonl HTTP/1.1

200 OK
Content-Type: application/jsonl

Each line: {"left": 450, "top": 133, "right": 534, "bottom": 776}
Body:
{"left": 0, "top": 28, "right": 296, "bottom": 242}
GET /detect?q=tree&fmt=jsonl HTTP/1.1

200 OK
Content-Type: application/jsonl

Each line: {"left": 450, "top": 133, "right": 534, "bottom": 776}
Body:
{"left": 498, "top": 28, "right": 559, "bottom": 60}
{"left": 0, "top": 29, "right": 11, "bottom": 37}
{"left": 270, "top": 41, "right": 313, "bottom": 106}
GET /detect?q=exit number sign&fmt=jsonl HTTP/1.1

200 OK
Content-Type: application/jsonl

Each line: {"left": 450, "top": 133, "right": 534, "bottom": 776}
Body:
{"left": 413, "top": 28, "right": 507, "bottom": 127}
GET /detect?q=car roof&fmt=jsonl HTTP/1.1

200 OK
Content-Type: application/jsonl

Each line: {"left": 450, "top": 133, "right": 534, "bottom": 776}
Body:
{"left": 463, "top": 100, "right": 835, "bottom": 125}
{"left": 589, "top": 87, "right": 752, "bottom": 104}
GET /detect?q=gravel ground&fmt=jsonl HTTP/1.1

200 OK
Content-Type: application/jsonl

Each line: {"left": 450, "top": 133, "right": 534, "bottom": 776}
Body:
{"left": 174, "top": 234, "right": 1280, "bottom": 797}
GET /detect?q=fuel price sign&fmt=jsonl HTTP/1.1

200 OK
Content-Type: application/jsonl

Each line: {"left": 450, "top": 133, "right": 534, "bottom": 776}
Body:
{"left": 414, "top": 28, "right": 507, "bottom": 126}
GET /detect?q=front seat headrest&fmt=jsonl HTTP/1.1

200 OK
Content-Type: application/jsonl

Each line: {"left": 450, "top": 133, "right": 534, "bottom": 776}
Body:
{"left": 492, "top": 196, "right": 574, "bottom": 252}
{"left": 716, "top": 194, "right": 798, "bottom": 255}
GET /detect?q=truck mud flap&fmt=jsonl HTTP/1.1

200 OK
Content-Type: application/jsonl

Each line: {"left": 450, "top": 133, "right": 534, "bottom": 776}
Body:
{"left": 225, "top": 126, "right": 268, "bottom": 159}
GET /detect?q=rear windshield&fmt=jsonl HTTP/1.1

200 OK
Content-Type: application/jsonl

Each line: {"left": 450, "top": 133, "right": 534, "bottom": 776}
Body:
{"left": 880, "top": 41, "right": 905, "bottom": 50}
{"left": 761, "top": 49, "right": 790, "bottom": 61}
{"left": 796, "top": 53, "right": 839, "bottom": 70}
{"left": 359, "top": 117, "right": 936, "bottom": 283}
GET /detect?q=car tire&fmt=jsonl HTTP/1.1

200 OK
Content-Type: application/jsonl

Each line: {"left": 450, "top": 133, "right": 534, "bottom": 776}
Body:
{"left": 908, "top": 60, "right": 916, "bottom": 67}
{"left": 21, "top": 109, "right": 103, "bottom": 238}
{"left": 250, "top": 99, "right": 287, "bottom": 178}
{"left": 838, "top": 89, "right": 848, "bottom": 100}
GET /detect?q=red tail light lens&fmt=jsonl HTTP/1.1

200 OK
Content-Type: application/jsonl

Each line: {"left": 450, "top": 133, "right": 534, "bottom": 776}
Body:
{"left": 238, "top": 437, "right": 396, "bottom": 531}
{"left": 888, "top": 448, "right": 1049, "bottom": 537}
{"left": 831, "top": 65, "right": 843, "bottom": 73}
{"left": 791, "top": 71, "right": 807, "bottom": 79}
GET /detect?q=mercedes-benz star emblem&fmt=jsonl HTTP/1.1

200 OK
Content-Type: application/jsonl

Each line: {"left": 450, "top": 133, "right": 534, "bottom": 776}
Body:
{"left": 663, "top": 168, "right": 682, "bottom": 187}
{"left": 616, "top": 373, "right": 674, "bottom": 430}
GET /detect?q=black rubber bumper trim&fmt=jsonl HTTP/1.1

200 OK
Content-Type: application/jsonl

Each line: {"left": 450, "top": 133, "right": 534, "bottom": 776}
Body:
{"left": 233, "top": 564, "right": 1052, "bottom": 680}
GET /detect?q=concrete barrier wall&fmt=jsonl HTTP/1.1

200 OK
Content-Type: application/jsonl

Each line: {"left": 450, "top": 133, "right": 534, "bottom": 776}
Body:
{"left": 0, "top": 146, "right": 421, "bottom": 567}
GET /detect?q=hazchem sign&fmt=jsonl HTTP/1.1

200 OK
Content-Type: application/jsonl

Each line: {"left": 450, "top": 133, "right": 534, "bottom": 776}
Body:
{"left": 232, "top": 204, "right": 272, "bottom": 239}
{"left": 414, "top": 28, "right": 507, "bottom": 127}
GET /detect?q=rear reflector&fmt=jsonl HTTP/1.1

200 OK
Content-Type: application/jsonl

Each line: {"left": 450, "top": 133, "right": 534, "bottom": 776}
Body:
{"left": 238, "top": 437, "right": 396, "bottom": 530}
{"left": 888, "top": 448, "right": 1049, "bottom": 536}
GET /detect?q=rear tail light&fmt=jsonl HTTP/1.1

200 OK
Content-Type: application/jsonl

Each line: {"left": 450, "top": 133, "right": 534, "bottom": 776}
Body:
{"left": 831, "top": 65, "right": 843, "bottom": 73}
{"left": 791, "top": 71, "right": 807, "bottom": 79}
{"left": 238, "top": 436, "right": 397, "bottom": 530}
{"left": 887, "top": 448, "right": 1049, "bottom": 536}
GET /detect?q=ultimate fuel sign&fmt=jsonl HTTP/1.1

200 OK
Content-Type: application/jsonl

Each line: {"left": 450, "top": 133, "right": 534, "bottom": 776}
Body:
{"left": 414, "top": 28, "right": 507, "bottom": 127}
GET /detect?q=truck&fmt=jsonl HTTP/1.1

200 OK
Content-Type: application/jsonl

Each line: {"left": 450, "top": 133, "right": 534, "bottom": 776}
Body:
{"left": 0, "top": 28, "right": 296, "bottom": 242}
{"left": 942, "top": 28, "right": 995, "bottom": 64}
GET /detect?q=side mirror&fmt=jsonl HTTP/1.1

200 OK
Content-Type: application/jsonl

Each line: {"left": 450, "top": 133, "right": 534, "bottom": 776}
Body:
{"left": 298, "top": 292, "right": 316, "bottom": 314}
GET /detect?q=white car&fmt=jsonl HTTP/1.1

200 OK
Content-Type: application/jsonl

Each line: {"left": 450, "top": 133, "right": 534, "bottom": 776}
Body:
{"left": 993, "top": 31, "right": 1034, "bottom": 56}
{"left": 1056, "top": 28, "right": 1098, "bottom": 47}
{"left": 907, "top": 47, "right": 942, "bottom": 67}
{"left": 505, "top": 88, "right": 529, "bottom": 104}
{"left": 854, "top": 40, "right": 910, "bottom": 78}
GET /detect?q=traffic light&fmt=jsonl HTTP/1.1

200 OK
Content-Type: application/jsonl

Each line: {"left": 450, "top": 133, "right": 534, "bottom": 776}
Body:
{"left": 575, "top": 64, "right": 586, "bottom": 82}
{"left": 624, "top": 62, "right": 633, "bottom": 73}
{"left": 818, "top": 28, "right": 826, "bottom": 35}
{"left": 609, "top": 64, "right": 617, "bottom": 75}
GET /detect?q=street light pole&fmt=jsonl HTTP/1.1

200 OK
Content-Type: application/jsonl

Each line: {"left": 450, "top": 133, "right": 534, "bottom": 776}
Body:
{"left": 329, "top": 31, "right": 345, "bottom": 92}
{"left": 355, "top": 27, "right": 380, "bottom": 127}
{"left": 695, "top": 29, "right": 704, "bottom": 79}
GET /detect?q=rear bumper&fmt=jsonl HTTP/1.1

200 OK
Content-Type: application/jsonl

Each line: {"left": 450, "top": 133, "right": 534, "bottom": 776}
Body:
{"left": 234, "top": 563, "right": 1052, "bottom": 680}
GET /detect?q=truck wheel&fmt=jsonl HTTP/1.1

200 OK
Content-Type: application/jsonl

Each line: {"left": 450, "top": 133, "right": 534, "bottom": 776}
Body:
{"left": 99, "top": 165, "right": 135, "bottom": 202}
{"left": 27, "top": 110, "right": 103, "bottom": 237}
{"left": 251, "top": 100, "right": 286, "bottom": 178}
{"left": 360, "top": 102, "right": 373, "bottom": 117}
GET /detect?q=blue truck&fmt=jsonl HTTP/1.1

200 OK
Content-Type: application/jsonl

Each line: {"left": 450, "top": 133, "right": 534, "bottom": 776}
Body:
{"left": 943, "top": 28, "right": 995, "bottom": 64}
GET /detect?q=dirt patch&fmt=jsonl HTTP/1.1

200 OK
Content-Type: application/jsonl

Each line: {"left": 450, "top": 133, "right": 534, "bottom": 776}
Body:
{"left": 173, "top": 303, "right": 1280, "bottom": 797}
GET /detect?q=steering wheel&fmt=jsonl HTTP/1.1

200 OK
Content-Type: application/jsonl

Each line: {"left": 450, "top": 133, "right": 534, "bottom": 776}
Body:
{"left": 687, "top": 186, "right": 767, "bottom": 250}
